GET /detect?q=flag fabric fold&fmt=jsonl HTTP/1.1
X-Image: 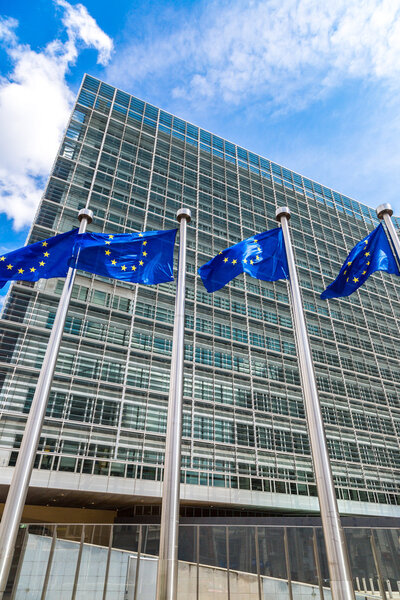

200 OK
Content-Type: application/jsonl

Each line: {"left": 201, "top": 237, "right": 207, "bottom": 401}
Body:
{"left": 0, "top": 229, "right": 79, "bottom": 289}
{"left": 0, "top": 228, "right": 178, "bottom": 290}
{"left": 198, "top": 227, "right": 289, "bottom": 293}
{"left": 73, "top": 228, "right": 177, "bottom": 285}
{"left": 321, "top": 223, "right": 400, "bottom": 300}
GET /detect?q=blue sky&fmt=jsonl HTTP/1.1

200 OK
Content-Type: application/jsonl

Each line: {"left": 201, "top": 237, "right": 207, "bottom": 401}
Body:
{"left": 1, "top": 0, "right": 400, "bottom": 260}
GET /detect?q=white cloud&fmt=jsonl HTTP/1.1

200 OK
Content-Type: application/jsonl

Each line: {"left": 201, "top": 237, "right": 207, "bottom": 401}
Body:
{"left": 0, "top": 2, "right": 113, "bottom": 230}
{"left": 56, "top": 0, "right": 113, "bottom": 66}
{"left": 108, "top": 0, "right": 400, "bottom": 109}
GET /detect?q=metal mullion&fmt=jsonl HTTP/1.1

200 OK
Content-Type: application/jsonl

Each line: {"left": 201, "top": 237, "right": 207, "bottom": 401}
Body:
{"left": 140, "top": 111, "right": 165, "bottom": 479}
{"left": 112, "top": 284, "right": 140, "bottom": 459}
{"left": 142, "top": 105, "right": 159, "bottom": 233}
{"left": 40, "top": 526, "right": 57, "bottom": 600}
{"left": 101, "top": 526, "right": 113, "bottom": 600}
{"left": 110, "top": 105, "right": 131, "bottom": 234}
{"left": 71, "top": 526, "right": 85, "bottom": 600}
{"left": 133, "top": 525, "right": 142, "bottom": 600}
{"left": 184, "top": 135, "right": 201, "bottom": 488}
{"left": 370, "top": 530, "right": 387, "bottom": 600}
{"left": 336, "top": 218, "right": 389, "bottom": 469}
{"left": 226, "top": 526, "right": 230, "bottom": 600}
{"left": 196, "top": 525, "right": 199, "bottom": 600}
{"left": 64, "top": 87, "right": 118, "bottom": 463}
{"left": 235, "top": 150, "right": 260, "bottom": 487}
{"left": 9, "top": 525, "right": 29, "bottom": 600}
{"left": 85, "top": 86, "right": 117, "bottom": 220}
{"left": 366, "top": 279, "right": 399, "bottom": 452}
{"left": 313, "top": 527, "right": 325, "bottom": 600}
{"left": 46, "top": 76, "right": 89, "bottom": 238}
{"left": 284, "top": 527, "right": 294, "bottom": 600}
{"left": 270, "top": 171, "right": 300, "bottom": 497}
{"left": 254, "top": 526, "right": 262, "bottom": 600}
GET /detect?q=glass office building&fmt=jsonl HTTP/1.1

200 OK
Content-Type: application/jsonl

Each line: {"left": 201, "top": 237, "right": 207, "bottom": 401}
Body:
{"left": 1, "top": 74, "right": 400, "bottom": 520}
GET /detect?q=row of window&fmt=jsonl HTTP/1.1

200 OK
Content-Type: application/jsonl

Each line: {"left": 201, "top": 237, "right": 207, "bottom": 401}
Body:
{"left": 78, "top": 75, "right": 382, "bottom": 225}
{"left": 9, "top": 446, "right": 399, "bottom": 505}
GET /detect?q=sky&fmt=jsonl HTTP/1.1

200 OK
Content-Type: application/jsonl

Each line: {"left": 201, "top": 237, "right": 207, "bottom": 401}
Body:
{"left": 1, "top": 0, "right": 400, "bottom": 258}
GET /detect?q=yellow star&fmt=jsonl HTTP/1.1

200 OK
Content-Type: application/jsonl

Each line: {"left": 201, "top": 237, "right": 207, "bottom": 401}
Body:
{"left": 257, "top": 247, "right": 262, "bottom": 252}
{"left": 364, "top": 240, "right": 368, "bottom": 244}
{"left": 30, "top": 267, "right": 36, "bottom": 272}
{"left": 347, "top": 261, "right": 352, "bottom": 266}
{"left": 121, "top": 265, "right": 127, "bottom": 271}
{"left": 39, "top": 261, "right": 45, "bottom": 267}
{"left": 353, "top": 277, "right": 359, "bottom": 283}
{"left": 362, "top": 271, "right": 366, "bottom": 275}
{"left": 218, "top": 251, "right": 222, "bottom": 255}
{"left": 132, "top": 265, "right": 137, "bottom": 271}
{"left": 111, "top": 259, "right": 117, "bottom": 265}
{"left": 0, "top": 257, "right": 5, "bottom": 261}
{"left": 139, "top": 260, "right": 144, "bottom": 266}
{"left": 105, "top": 241, "right": 111, "bottom": 245}
{"left": 232, "top": 259, "right": 237, "bottom": 265}
{"left": 108, "top": 235, "right": 114, "bottom": 239}
{"left": 105, "top": 250, "right": 111, "bottom": 255}
{"left": 256, "top": 255, "right": 260, "bottom": 260}
{"left": 139, "top": 233, "right": 143, "bottom": 237}
{"left": 250, "top": 260, "right": 254, "bottom": 265}
{"left": 254, "top": 239, "right": 258, "bottom": 243}
{"left": 346, "top": 277, "right": 349, "bottom": 282}
{"left": 365, "top": 252, "right": 370, "bottom": 257}
{"left": 343, "top": 270, "right": 347, "bottom": 275}
{"left": 366, "top": 261, "right": 370, "bottom": 266}
{"left": 18, "top": 268, "right": 24, "bottom": 274}
{"left": 7, "top": 264, "right": 12, "bottom": 270}
{"left": 143, "top": 251, "right": 147, "bottom": 257}
{"left": 243, "top": 258, "right": 247, "bottom": 264}
{"left": 143, "top": 241, "right": 147, "bottom": 246}
{"left": 223, "top": 257, "right": 228, "bottom": 263}
{"left": 44, "top": 252, "right": 49, "bottom": 257}
{"left": 42, "top": 241, "right": 48, "bottom": 247}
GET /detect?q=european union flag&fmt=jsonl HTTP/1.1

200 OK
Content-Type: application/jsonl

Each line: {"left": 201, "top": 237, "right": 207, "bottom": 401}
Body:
{"left": 321, "top": 223, "right": 400, "bottom": 300}
{"left": 0, "top": 229, "right": 78, "bottom": 289}
{"left": 73, "top": 228, "right": 177, "bottom": 285}
{"left": 199, "top": 227, "right": 289, "bottom": 293}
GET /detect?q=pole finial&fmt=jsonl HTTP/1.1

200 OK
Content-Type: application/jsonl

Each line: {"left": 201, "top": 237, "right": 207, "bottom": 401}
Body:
{"left": 78, "top": 208, "right": 94, "bottom": 224}
{"left": 276, "top": 206, "right": 291, "bottom": 222}
{"left": 376, "top": 203, "right": 393, "bottom": 219}
{"left": 177, "top": 208, "right": 191, "bottom": 223}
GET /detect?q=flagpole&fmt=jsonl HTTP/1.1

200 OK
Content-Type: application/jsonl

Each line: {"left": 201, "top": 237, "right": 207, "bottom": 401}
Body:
{"left": 156, "top": 207, "right": 191, "bottom": 600}
{"left": 0, "top": 208, "right": 93, "bottom": 599}
{"left": 276, "top": 207, "right": 355, "bottom": 600}
{"left": 376, "top": 203, "right": 400, "bottom": 258}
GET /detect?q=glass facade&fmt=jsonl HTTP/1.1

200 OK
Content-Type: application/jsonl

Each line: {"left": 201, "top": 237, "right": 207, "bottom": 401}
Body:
{"left": 1, "top": 74, "right": 400, "bottom": 516}
{"left": 9, "top": 523, "right": 400, "bottom": 599}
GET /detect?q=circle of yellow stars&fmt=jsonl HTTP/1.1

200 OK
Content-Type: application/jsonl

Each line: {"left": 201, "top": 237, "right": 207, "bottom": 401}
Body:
{"left": 0, "top": 240, "right": 50, "bottom": 278}
{"left": 103, "top": 233, "right": 149, "bottom": 274}
{"left": 219, "top": 239, "right": 263, "bottom": 267}
{"left": 342, "top": 238, "right": 371, "bottom": 284}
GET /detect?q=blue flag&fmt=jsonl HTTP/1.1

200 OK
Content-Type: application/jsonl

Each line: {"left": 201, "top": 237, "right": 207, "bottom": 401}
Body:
{"left": 199, "top": 227, "right": 289, "bottom": 293}
{"left": 321, "top": 223, "right": 400, "bottom": 300}
{"left": 73, "top": 228, "right": 177, "bottom": 285}
{"left": 0, "top": 229, "right": 78, "bottom": 289}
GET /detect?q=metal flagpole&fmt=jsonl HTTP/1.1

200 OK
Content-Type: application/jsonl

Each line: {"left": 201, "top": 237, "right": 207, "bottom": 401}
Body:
{"left": 0, "top": 208, "right": 93, "bottom": 599}
{"left": 156, "top": 208, "right": 191, "bottom": 600}
{"left": 276, "top": 207, "right": 355, "bottom": 600}
{"left": 376, "top": 203, "right": 400, "bottom": 259}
